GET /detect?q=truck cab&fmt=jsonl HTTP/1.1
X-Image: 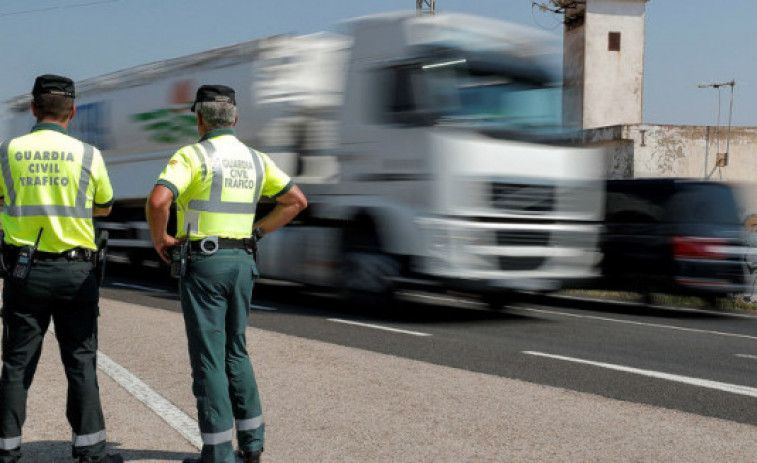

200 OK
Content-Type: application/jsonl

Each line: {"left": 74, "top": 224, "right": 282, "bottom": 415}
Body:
{"left": 259, "top": 12, "right": 605, "bottom": 305}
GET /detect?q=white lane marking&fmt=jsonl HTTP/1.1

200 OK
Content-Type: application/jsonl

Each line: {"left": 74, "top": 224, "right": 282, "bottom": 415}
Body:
{"left": 96, "top": 352, "right": 202, "bottom": 449}
{"left": 515, "top": 306, "right": 757, "bottom": 342}
{"left": 48, "top": 324, "right": 201, "bottom": 449}
{"left": 328, "top": 318, "right": 432, "bottom": 337}
{"left": 250, "top": 304, "right": 277, "bottom": 311}
{"left": 111, "top": 282, "right": 168, "bottom": 293}
{"left": 735, "top": 354, "right": 757, "bottom": 360}
{"left": 523, "top": 351, "right": 757, "bottom": 399}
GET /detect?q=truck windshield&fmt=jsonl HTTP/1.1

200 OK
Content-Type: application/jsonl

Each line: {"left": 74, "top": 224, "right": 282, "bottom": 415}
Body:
{"left": 421, "top": 58, "right": 564, "bottom": 135}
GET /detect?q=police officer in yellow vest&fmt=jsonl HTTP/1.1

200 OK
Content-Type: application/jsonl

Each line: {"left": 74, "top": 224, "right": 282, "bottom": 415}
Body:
{"left": 0, "top": 75, "right": 122, "bottom": 463}
{"left": 147, "top": 84, "right": 307, "bottom": 463}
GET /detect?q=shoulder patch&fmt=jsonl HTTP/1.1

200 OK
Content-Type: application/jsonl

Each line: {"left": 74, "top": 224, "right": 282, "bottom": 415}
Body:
{"left": 168, "top": 160, "right": 179, "bottom": 166}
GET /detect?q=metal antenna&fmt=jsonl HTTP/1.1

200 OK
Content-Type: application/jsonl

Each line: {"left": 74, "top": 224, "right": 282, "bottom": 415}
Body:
{"left": 417, "top": 0, "right": 435, "bottom": 15}
{"left": 698, "top": 80, "right": 736, "bottom": 175}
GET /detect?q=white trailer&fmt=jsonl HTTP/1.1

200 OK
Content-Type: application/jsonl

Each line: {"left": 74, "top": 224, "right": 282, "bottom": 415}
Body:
{"left": 3, "top": 11, "right": 605, "bottom": 306}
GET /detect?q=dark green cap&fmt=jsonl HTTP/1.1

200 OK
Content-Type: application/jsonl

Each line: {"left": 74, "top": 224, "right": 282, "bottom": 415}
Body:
{"left": 191, "top": 84, "right": 235, "bottom": 112}
{"left": 32, "top": 74, "right": 75, "bottom": 98}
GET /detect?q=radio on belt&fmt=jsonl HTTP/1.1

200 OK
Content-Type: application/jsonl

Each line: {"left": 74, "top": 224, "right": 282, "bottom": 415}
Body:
{"left": 170, "top": 224, "right": 191, "bottom": 279}
{"left": 12, "top": 228, "right": 43, "bottom": 283}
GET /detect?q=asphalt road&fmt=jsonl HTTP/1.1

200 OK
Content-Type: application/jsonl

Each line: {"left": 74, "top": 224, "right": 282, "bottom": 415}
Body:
{"left": 102, "top": 261, "right": 757, "bottom": 428}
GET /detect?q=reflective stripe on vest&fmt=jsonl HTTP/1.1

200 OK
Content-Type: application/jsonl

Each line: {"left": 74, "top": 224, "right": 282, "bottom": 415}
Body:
{"left": 192, "top": 144, "right": 208, "bottom": 182}
{"left": 236, "top": 415, "right": 264, "bottom": 432}
{"left": 187, "top": 141, "right": 264, "bottom": 214}
{"left": 0, "top": 141, "right": 95, "bottom": 218}
{"left": 72, "top": 429, "right": 106, "bottom": 447}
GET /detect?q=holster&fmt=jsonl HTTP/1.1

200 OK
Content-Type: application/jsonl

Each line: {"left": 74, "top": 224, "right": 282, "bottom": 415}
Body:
{"left": 94, "top": 230, "right": 109, "bottom": 286}
{"left": 245, "top": 228, "right": 264, "bottom": 262}
{"left": 243, "top": 237, "right": 258, "bottom": 262}
{"left": 170, "top": 239, "right": 190, "bottom": 279}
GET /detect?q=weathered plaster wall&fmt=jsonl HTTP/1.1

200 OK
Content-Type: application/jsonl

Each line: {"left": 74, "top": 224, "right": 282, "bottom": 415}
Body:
{"left": 581, "top": 123, "right": 757, "bottom": 214}
{"left": 621, "top": 124, "right": 757, "bottom": 182}
{"left": 577, "top": 125, "right": 634, "bottom": 179}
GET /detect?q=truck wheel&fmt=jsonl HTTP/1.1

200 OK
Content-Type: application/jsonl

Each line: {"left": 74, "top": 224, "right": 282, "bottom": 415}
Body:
{"left": 483, "top": 291, "right": 512, "bottom": 311}
{"left": 341, "top": 250, "right": 400, "bottom": 308}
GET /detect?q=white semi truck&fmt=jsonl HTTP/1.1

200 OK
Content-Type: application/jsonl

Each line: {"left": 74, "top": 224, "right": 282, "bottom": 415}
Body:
{"left": 3, "top": 11, "right": 605, "bottom": 306}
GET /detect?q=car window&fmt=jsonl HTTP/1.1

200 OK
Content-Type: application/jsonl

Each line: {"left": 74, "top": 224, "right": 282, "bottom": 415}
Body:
{"left": 604, "top": 182, "right": 672, "bottom": 224}
{"left": 605, "top": 181, "right": 740, "bottom": 225}
{"left": 668, "top": 184, "right": 740, "bottom": 225}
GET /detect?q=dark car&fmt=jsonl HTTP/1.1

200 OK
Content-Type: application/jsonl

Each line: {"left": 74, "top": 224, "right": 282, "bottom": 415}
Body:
{"left": 596, "top": 178, "right": 747, "bottom": 303}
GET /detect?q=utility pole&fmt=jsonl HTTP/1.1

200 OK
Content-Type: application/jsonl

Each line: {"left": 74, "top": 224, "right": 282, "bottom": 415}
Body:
{"left": 417, "top": 0, "right": 435, "bottom": 15}
{"left": 698, "top": 80, "right": 736, "bottom": 175}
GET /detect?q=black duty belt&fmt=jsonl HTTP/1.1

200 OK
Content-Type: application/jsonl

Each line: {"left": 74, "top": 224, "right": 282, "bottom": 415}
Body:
{"left": 6, "top": 246, "right": 94, "bottom": 262}
{"left": 189, "top": 238, "right": 250, "bottom": 255}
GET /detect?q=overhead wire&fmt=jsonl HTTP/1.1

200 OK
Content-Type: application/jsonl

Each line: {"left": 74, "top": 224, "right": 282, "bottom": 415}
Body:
{"left": 531, "top": 2, "right": 563, "bottom": 31}
{"left": 0, "top": 0, "right": 120, "bottom": 18}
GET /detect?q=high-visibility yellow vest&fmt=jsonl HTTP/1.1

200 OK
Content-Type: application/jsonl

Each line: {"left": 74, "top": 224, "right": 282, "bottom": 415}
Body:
{"left": 157, "top": 129, "right": 292, "bottom": 240}
{"left": 0, "top": 123, "right": 114, "bottom": 252}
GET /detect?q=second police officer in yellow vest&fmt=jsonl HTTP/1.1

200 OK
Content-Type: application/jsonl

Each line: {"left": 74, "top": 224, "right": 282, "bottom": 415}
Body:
{"left": 147, "top": 85, "right": 307, "bottom": 463}
{"left": 0, "top": 75, "right": 122, "bottom": 463}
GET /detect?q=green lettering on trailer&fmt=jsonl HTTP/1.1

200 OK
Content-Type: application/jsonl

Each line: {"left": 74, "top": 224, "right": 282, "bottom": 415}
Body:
{"left": 132, "top": 106, "right": 196, "bottom": 144}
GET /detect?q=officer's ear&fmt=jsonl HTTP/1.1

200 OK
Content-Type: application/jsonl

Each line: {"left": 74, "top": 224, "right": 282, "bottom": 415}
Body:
{"left": 69, "top": 105, "right": 76, "bottom": 121}
{"left": 30, "top": 101, "right": 38, "bottom": 119}
{"left": 234, "top": 114, "right": 239, "bottom": 127}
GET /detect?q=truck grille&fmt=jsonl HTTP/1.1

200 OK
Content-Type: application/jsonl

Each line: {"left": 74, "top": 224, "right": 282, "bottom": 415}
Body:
{"left": 496, "top": 230, "right": 550, "bottom": 246}
{"left": 498, "top": 256, "right": 546, "bottom": 271}
{"left": 491, "top": 182, "right": 555, "bottom": 213}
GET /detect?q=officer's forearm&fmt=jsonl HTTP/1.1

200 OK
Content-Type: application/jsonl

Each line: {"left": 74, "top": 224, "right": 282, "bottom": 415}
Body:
{"left": 254, "top": 185, "right": 307, "bottom": 236}
{"left": 147, "top": 205, "right": 170, "bottom": 245}
{"left": 254, "top": 203, "right": 301, "bottom": 236}
{"left": 146, "top": 186, "right": 174, "bottom": 243}
{"left": 93, "top": 206, "right": 112, "bottom": 217}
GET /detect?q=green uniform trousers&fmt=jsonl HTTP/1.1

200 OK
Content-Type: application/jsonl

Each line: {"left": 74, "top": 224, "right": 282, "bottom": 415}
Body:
{"left": 0, "top": 258, "right": 107, "bottom": 462}
{"left": 180, "top": 249, "right": 264, "bottom": 463}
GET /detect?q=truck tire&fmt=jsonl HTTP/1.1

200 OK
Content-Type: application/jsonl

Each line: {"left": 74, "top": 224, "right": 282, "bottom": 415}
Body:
{"left": 482, "top": 291, "right": 512, "bottom": 311}
{"left": 341, "top": 250, "right": 400, "bottom": 308}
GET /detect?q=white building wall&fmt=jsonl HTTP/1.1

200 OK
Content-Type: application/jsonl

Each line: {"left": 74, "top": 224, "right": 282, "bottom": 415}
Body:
{"left": 621, "top": 124, "right": 757, "bottom": 182}
{"left": 584, "top": 0, "right": 647, "bottom": 128}
{"left": 563, "top": 0, "right": 648, "bottom": 129}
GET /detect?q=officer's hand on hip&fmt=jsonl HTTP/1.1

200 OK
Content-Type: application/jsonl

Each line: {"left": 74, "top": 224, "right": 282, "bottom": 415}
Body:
{"left": 155, "top": 235, "right": 182, "bottom": 264}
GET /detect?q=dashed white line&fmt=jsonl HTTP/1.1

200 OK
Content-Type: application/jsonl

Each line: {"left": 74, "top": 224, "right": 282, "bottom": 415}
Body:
{"left": 523, "top": 350, "right": 757, "bottom": 398}
{"left": 735, "top": 353, "right": 757, "bottom": 360}
{"left": 111, "top": 282, "right": 169, "bottom": 293}
{"left": 328, "top": 318, "right": 432, "bottom": 337}
{"left": 515, "top": 306, "right": 757, "bottom": 341}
